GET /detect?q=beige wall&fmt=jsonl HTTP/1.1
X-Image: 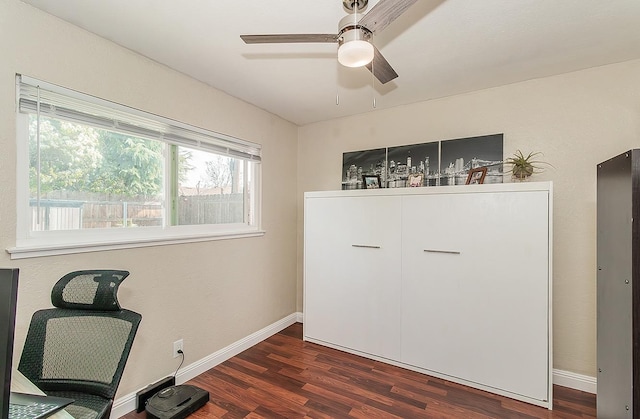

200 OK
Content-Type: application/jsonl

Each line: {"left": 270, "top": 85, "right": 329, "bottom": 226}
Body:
{"left": 297, "top": 58, "right": 640, "bottom": 377}
{"left": 0, "top": 0, "right": 298, "bottom": 399}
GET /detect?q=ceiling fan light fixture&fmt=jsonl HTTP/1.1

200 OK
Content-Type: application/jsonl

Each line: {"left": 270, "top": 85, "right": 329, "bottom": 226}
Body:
{"left": 338, "top": 40, "right": 374, "bottom": 67}
{"left": 337, "top": 19, "right": 374, "bottom": 68}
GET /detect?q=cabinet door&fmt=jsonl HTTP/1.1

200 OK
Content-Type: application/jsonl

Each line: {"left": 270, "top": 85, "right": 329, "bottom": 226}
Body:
{"left": 401, "top": 191, "right": 549, "bottom": 401}
{"left": 304, "top": 195, "right": 402, "bottom": 360}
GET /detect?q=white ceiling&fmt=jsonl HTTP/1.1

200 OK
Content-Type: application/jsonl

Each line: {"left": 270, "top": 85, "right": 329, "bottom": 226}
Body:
{"left": 20, "top": 0, "right": 640, "bottom": 126}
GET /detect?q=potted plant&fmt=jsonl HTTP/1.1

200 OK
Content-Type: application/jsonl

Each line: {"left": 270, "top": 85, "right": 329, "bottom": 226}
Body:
{"left": 505, "top": 150, "right": 550, "bottom": 181}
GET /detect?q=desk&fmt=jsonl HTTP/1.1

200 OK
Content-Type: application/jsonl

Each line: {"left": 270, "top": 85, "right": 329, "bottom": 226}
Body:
{"left": 11, "top": 369, "right": 73, "bottom": 419}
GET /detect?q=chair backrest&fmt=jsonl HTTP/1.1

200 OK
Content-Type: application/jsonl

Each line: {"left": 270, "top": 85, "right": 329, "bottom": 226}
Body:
{"left": 18, "top": 270, "right": 142, "bottom": 400}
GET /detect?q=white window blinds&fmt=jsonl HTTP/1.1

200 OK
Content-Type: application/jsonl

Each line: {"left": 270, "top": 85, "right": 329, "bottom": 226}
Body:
{"left": 17, "top": 74, "right": 261, "bottom": 162}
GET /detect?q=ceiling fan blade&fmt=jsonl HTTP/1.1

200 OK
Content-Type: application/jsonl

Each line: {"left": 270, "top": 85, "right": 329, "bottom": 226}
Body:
{"left": 241, "top": 34, "right": 338, "bottom": 44}
{"left": 358, "top": 0, "right": 419, "bottom": 33}
{"left": 365, "top": 46, "right": 398, "bottom": 84}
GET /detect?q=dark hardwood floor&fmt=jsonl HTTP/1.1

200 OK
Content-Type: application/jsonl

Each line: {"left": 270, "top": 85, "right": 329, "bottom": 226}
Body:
{"left": 123, "top": 323, "right": 595, "bottom": 418}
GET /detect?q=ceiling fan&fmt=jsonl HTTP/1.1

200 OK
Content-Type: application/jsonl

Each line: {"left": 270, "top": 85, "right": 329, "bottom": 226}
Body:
{"left": 240, "top": 0, "right": 419, "bottom": 84}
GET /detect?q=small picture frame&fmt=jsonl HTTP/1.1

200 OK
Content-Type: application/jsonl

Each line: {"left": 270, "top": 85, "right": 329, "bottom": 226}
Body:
{"left": 466, "top": 167, "right": 488, "bottom": 185}
{"left": 407, "top": 173, "right": 424, "bottom": 187}
{"left": 362, "top": 175, "right": 381, "bottom": 189}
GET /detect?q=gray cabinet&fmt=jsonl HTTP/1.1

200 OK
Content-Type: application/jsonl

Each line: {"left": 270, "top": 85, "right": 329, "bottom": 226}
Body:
{"left": 597, "top": 150, "right": 640, "bottom": 418}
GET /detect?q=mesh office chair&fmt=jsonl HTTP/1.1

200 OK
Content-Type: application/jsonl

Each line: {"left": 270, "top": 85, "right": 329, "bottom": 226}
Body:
{"left": 18, "top": 270, "right": 142, "bottom": 419}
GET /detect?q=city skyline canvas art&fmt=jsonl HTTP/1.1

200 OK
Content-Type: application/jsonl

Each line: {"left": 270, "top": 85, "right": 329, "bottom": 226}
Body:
{"left": 342, "top": 134, "right": 503, "bottom": 189}
{"left": 342, "top": 148, "right": 386, "bottom": 190}
{"left": 387, "top": 142, "right": 439, "bottom": 188}
{"left": 440, "top": 134, "right": 504, "bottom": 186}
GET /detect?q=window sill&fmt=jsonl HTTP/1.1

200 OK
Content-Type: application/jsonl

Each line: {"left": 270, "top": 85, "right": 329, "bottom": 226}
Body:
{"left": 6, "top": 230, "right": 266, "bottom": 260}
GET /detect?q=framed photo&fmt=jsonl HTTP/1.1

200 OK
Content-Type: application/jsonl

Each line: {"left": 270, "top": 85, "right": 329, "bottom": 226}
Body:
{"left": 407, "top": 173, "right": 424, "bottom": 187}
{"left": 363, "top": 175, "right": 381, "bottom": 189}
{"left": 466, "top": 167, "right": 488, "bottom": 185}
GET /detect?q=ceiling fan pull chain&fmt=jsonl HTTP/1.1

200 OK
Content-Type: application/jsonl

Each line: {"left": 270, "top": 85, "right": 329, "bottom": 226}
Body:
{"left": 371, "top": 37, "right": 376, "bottom": 109}
{"left": 372, "top": 69, "right": 377, "bottom": 108}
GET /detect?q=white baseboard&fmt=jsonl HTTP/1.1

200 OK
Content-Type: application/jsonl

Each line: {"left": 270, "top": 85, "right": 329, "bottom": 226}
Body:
{"left": 112, "top": 315, "right": 595, "bottom": 418}
{"left": 553, "top": 369, "right": 596, "bottom": 394}
{"left": 110, "top": 312, "right": 301, "bottom": 418}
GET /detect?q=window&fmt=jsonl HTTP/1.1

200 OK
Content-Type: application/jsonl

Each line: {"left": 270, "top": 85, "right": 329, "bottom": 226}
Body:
{"left": 11, "top": 75, "right": 262, "bottom": 258}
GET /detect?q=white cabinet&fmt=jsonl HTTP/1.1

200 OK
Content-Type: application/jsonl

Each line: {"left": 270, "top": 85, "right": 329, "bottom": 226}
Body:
{"left": 303, "top": 183, "right": 552, "bottom": 408}
{"left": 401, "top": 191, "right": 549, "bottom": 402}
{"left": 304, "top": 195, "right": 402, "bottom": 360}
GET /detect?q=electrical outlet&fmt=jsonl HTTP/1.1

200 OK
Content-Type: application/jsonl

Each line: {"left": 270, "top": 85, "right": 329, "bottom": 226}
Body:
{"left": 173, "top": 339, "right": 183, "bottom": 358}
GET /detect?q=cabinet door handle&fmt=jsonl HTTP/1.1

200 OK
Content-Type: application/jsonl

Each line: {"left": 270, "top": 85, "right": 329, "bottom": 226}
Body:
{"left": 423, "top": 249, "right": 461, "bottom": 255}
{"left": 352, "top": 244, "right": 381, "bottom": 249}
